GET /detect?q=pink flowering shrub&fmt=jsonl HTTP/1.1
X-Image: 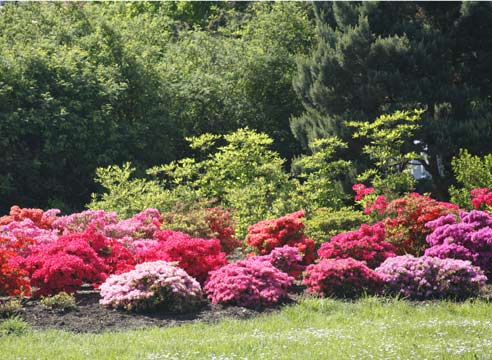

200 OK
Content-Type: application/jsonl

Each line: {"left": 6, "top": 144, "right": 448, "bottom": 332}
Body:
{"left": 22, "top": 232, "right": 109, "bottom": 296}
{"left": 0, "top": 219, "right": 59, "bottom": 252}
{"left": 0, "top": 205, "right": 60, "bottom": 229}
{"left": 53, "top": 210, "right": 118, "bottom": 234}
{"left": 135, "top": 230, "right": 227, "bottom": 284}
{"left": 260, "top": 245, "right": 305, "bottom": 278}
{"left": 100, "top": 261, "right": 202, "bottom": 312}
{"left": 204, "top": 258, "right": 294, "bottom": 308}
{"left": 246, "top": 211, "right": 315, "bottom": 264}
{"left": 470, "top": 188, "right": 492, "bottom": 210}
{"left": 303, "top": 258, "right": 383, "bottom": 298}
{"left": 376, "top": 255, "right": 486, "bottom": 300}
{"left": 317, "top": 222, "right": 396, "bottom": 269}
{"left": 425, "top": 210, "right": 492, "bottom": 277}
{"left": 104, "top": 208, "right": 162, "bottom": 240}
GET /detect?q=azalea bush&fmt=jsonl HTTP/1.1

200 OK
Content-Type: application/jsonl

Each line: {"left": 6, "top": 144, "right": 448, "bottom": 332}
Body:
{"left": 424, "top": 210, "right": 492, "bottom": 278}
{"left": 376, "top": 255, "right": 486, "bottom": 300}
{"left": 0, "top": 239, "right": 30, "bottom": 297}
{"left": 204, "top": 257, "right": 294, "bottom": 308}
{"left": 317, "top": 222, "right": 396, "bottom": 269}
{"left": 470, "top": 188, "right": 492, "bottom": 210}
{"left": 258, "top": 245, "right": 305, "bottom": 279}
{"left": 100, "top": 261, "right": 202, "bottom": 312}
{"left": 136, "top": 230, "right": 227, "bottom": 284}
{"left": 0, "top": 206, "right": 60, "bottom": 229}
{"left": 303, "top": 258, "right": 383, "bottom": 298}
{"left": 245, "top": 211, "right": 315, "bottom": 264}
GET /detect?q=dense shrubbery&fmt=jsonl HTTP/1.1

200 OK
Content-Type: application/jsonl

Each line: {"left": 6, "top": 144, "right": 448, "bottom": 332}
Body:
{"left": 376, "top": 255, "right": 486, "bottom": 300}
{"left": 100, "top": 261, "right": 202, "bottom": 312}
{"left": 303, "top": 258, "right": 383, "bottom": 298}
{"left": 204, "top": 257, "right": 294, "bottom": 308}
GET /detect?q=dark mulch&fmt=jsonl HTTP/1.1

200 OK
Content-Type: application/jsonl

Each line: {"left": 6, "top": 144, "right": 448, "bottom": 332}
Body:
{"left": 2, "top": 290, "right": 298, "bottom": 333}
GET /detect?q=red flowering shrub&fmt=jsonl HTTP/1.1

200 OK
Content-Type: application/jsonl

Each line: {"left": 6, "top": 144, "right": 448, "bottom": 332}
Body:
{"left": 245, "top": 211, "right": 315, "bottom": 264}
{"left": 138, "top": 230, "right": 228, "bottom": 284}
{"left": 317, "top": 222, "right": 396, "bottom": 268}
{"left": 0, "top": 238, "right": 30, "bottom": 296}
{"left": 204, "top": 257, "right": 294, "bottom": 308}
{"left": 0, "top": 205, "right": 59, "bottom": 229}
{"left": 303, "top": 258, "right": 383, "bottom": 298}
{"left": 205, "top": 207, "right": 242, "bottom": 254}
{"left": 22, "top": 233, "right": 109, "bottom": 296}
{"left": 470, "top": 188, "right": 492, "bottom": 210}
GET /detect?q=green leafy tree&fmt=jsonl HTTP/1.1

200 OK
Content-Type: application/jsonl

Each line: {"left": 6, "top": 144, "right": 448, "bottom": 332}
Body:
{"left": 292, "top": 2, "right": 492, "bottom": 199}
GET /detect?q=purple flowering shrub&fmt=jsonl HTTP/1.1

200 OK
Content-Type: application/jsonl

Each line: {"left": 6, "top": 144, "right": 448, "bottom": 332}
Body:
{"left": 376, "top": 255, "right": 486, "bottom": 300}
{"left": 424, "top": 210, "right": 492, "bottom": 277}
{"left": 99, "top": 261, "right": 202, "bottom": 312}
{"left": 303, "top": 258, "right": 384, "bottom": 298}
{"left": 204, "top": 258, "right": 294, "bottom": 308}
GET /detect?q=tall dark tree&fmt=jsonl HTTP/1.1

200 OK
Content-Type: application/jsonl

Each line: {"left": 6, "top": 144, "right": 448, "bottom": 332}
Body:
{"left": 292, "top": 2, "right": 492, "bottom": 199}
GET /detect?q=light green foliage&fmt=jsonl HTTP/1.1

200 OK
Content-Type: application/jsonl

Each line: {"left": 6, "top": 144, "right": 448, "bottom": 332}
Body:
{"left": 304, "top": 207, "right": 369, "bottom": 246}
{"left": 347, "top": 110, "right": 423, "bottom": 197}
{"left": 0, "top": 316, "right": 30, "bottom": 337}
{"left": 2, "top": 298, "right": 492, "bottom": 358}
{"left": 449, "top": 149, "right": 492, "bottom": 207}
{"left": 291, "top": 137, "right": 352, "bottom": 212}
{"left": 0, "top": 299, "right": 22, "bottom": 318}
{"left": 40, "top": 292, "right": 76, "bottom": 312}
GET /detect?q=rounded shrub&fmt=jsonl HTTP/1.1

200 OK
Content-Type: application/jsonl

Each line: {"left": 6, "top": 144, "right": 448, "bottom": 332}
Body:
{"left": 99, "top": 261, "right": 202, "bottom": 312}
{"left": 204, "top": 258, "right": 294, "bottom": 308}
{"left": 375, "top": 255, "right": 487, "bottom": 300}
{"left": 303, "top": 258, "right": 383, "bottom": 298}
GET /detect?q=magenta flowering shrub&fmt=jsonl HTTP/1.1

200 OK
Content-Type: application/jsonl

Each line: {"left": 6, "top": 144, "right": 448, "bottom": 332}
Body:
{"left": 204, "top": 258, "right": 294, "bottom": 308}
{"left": 261, "top": 245, "right": 305, "bottom": 278}
{"left": 100, "top": 261, "right": 202, "bottom": 312}
{"left": 317, "top": 222, "right": 396, "bottom": 269}
{"left": 303, "top": 258, "right": 383, "bottom": 298}
{"left": 375, "top": 255, "right": 487, "bottom": 300}
{"left": 424, "top": 210, "right": 492, "bottom": 277}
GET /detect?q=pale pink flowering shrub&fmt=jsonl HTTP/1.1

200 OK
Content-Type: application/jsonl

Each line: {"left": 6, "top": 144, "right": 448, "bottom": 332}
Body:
{"left": 53, "top": 210, "right": 118, "bottom": 234}
{"left": 99, "top": 261, "right": 202, "bottom": 312}
{"left": 303, "top": 258, "right": 383, "bottom": 298}
{"left": 204, "top": 258, "right": 294, "bottom": 308}
{"left": 424, "top": 210, "right": 492, "bottom": 277}
{"left": 104, "top": 208, "right": 162, "bottom": 240}
{"left": 375, "top": 255, "right": 487, "bottom": 300}
{"left": 0, "top": 219, "right": 59, "bottom": 253}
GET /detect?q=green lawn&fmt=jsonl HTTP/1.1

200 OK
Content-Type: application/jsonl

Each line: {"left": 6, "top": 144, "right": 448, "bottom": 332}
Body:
{"left": 2, "top": 297, "right": 492, "bottom": 359}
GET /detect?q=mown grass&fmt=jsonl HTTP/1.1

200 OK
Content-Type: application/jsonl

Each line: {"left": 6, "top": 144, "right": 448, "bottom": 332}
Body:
{"left": 2, "top": 296, "right": 492, "bottom": 359}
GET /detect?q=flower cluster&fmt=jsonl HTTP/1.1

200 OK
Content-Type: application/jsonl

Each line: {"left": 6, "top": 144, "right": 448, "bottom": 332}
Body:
{"left": 103, "top": 208, "right": 162, "bottom": 240}
{"left": 53, "top": 210, "right": 118, "bottom": 234}
{"left": 0, "top": 238, "right": 30, "bottom": 296}
{"left": 205, "top": 207, "right": 241, "bottom": 254}
{"left": 470, "top": 188, "right": 492, "bottom": 210}
{"left": 100, "top": 261, "right": 202, "bottom": 312}
{"left": 258, "top": 245, "right": 305, "bottom": 278}
{"left": 317, "top": 222, "right": 395, "bottom": 269}
{"left": 245, "top": 211, "right": 315, "bottom": 264}
{"left": 303, "top": 258, "right": 383, "bottom": 298}
{"left": 136, "top": 230, "right": 227, "bottom": 284}
{"left": 376, "top": 255, "right": 487, "bottom": 300}
{"left": 0, "top": 206, "right": 60, "bottom": 229}
{"left": 352, "top": 184, "right": 375, "bottom": 201}
{"left": 204, "top": 257, "right": 294, "bottom": 308}
{"left": 424, "top": 210, "right": 492, "bottom": 277}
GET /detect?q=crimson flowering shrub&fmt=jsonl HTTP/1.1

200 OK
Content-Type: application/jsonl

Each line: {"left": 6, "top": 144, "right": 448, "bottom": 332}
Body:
{"left": 0, "top": 206, "right": 60, "bottom": 229}
{"left": 376, "top": 255, "right": 487, "bottom": 300}
{"left": 100, "top": 261, "right": 202, "bottom": 312}
{"left": 424, "top": 210, "right": 492, "bottom": 277}
{"left": 470, "top": 188, "right": 492, "bottom": 210}
{"left": 0, "top": 238, "right": 30, "bottom": 296}
{"left": 204, "top": 257, "right": 294, "bottom": 308}
{"left": 317, "top": 222, "right": 396, "bottom": 269}
{"left": 353, "top": 185, "right": 459, "bottom": 255}
{"left": 245, "top": 211, "right": 315, "bottom": 264}
{"left": 205, "top": 207, "right": 241, "bottom": 254}
{"left": 303, "top": 258, "right": 383, "bottom": 298}
{"left": 136, "top": 230, "right": 228, "bottom": 284}
{"left": 22, "top": 232, "right": 110, "bottom": 296}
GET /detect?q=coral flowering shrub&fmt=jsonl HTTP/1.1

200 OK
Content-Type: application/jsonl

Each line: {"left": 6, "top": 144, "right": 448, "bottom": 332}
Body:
{"left": 303, "top": 258, "right": 383, "bottom": 298}
{"left": 245, "top": 211, "right": 315, "bottom": 264}
{"left": 100, "top": 261, "right": 202, "bottom": 312}
{"left": 317, "top": 222, "right": 396, "bottom": 269}
{"left": 137, "top": 230, "right": 227, "bottom": 285}
{"left": 376, "top": 255, "right": 487, "bottom": 300}
{"left": 424, "top": 210, "right": 492, "bottom": 277}
{"left": 22, "top": 233, "right": 109, "bottom": 296}
{"left": 204, "top": 258, "right": 294, "bottom": 308}
{"left": 0, "top": 205, "right": 60, "bottom": 229}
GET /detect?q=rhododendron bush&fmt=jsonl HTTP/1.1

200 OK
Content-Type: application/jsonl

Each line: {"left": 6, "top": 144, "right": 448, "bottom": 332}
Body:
{"left": 424, "top": 210, "right": 492, "bottom": 277}
{"left": 376, "top": 255, "right": 486, "bottom": 300}
{"left": 303, "top": 258, "right": 383, "bottom": 298}
{"left": 317, "top": 222, "right": 395, "bottom": 268}
{"left": 246, "top": 211, "right": 315, "bottom": 264}
{"left": 204, "top": 257, "right": 294, "bottom": 308}
{"left": 100, "top": 261, "right": 202, "bottom": 312}
{"left": 259, "top": 245, "right": 305, "bottom": 278}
